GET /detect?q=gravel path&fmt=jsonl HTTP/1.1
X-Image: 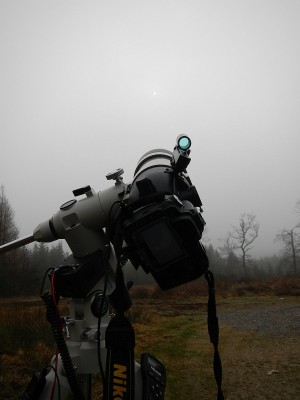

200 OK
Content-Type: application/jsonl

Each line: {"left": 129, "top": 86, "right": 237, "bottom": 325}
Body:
{"left": 219, "top": 304, "right": 300, "bottom": 337}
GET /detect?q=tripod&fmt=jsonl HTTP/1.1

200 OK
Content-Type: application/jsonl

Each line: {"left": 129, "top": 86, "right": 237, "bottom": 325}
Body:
{"left": 23, "top": 246, "right": 166, "bottom": 400}
{"left": 1, "top": 136, "right": 223, "bottom": 399}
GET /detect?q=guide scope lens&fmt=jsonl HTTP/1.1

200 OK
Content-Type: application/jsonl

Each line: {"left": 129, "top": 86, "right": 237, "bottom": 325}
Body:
{"left": 177, "top": 135, "right": 191, "bottom": 151}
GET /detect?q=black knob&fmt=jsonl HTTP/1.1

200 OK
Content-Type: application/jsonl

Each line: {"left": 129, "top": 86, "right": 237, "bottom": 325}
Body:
{"left": 72, "top": 185, "right": 91, "bottom": 197}
{"left": 91, "top": 291, "right": 109, "bottom": 318}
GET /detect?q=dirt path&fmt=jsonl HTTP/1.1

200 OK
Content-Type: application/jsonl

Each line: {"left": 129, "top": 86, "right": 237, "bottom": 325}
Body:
{"left": 133, "top": 296, "right": 300, "bottom": 338}
{"left": 219, "top": 303, "right": 300, "bottom": 337}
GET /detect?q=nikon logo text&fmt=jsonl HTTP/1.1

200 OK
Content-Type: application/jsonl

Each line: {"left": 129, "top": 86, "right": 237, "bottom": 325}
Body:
{"left": 113, "top": 364, "right": 128, "bottom": 400}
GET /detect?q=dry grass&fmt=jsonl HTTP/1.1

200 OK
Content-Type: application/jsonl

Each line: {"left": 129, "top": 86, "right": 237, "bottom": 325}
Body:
{"left": 0, "top": 299, "right": 68, "bottom": 399}
{"left": 131, "top": 295, "right": 300, "bottom": 400}
{"left": 130, "top": 277, "right": 300, "bottom": 300}
{"left": 220, "top": 326, "right": 300, "bottom": 400}
{"left": 0, "top": 278, "right": 299, "bottom": 399}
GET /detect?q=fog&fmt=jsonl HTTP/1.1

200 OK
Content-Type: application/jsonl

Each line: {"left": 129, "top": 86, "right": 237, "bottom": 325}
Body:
{"left": 1, "top": 0, "right": 299, "bottom": 258}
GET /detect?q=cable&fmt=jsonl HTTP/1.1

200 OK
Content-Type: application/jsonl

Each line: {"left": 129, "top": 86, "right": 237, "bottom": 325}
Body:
{"left": 46, "top": 362, "right": 61, "bottom": 400}
{"left": 107, "top": 200, "right": 124, "bottom": 229}
{"left": 41, "top": 291, "right": 85, "bottom": 400}
{"left": 49, "top": 271, "right": 62, "bottom": 400}
{"left": 40, "top": 267, "right": 55, "bottom": 296}
{"left": 97, "top": 200, "right": 124, "bottom": 385}
{"left": 97, "top": 264, "right": 109, "bottom": 384}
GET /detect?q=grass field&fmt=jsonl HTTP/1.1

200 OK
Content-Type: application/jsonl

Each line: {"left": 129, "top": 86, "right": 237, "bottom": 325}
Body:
{"left": 0, "top": 279, "right": 299, "bottom": 399}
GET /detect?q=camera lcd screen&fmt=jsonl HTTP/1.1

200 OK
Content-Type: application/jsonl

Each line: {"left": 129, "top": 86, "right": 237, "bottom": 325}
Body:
{"left": 138, "top": 220, "right": 185, "bottom": 268}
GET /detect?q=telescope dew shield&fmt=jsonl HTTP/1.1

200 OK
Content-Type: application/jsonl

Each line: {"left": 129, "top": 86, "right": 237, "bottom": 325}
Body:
{"left": 133, "top": 149, "right": 173, "bottom": 179}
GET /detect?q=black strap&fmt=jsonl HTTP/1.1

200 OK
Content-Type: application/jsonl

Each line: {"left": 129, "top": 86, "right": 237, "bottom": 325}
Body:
{"left": 205, "top": 270, "right": 224, "bottom": 400}
{"left": 104, "top": 314, "right": 135, "bottom": 400}
{"left": 104, "top": 205, "right": 135, "bottom": 400}
{"left": 104, "top": 253, "right": 135, "bottom": 400}
{"left": 108, "top": 204, "right": 132, "bottom": 313}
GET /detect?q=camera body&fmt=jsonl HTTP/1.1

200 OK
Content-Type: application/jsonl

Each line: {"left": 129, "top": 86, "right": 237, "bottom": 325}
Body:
{"left": 122, "top": 136, "right": 208, "bottom": 289}
{"left": 123, "top": 195, "right": 208, "bottom": 290}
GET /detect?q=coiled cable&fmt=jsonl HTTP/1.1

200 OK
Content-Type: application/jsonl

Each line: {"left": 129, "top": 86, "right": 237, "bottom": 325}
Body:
{"left": 41, "top": 291, "right": 85, "bottom": 400}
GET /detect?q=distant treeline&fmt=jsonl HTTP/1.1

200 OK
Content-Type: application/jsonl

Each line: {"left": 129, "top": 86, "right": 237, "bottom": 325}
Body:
{"left": 204, "top": 244, "right": 294, "bottom": 281}
{"left": 0, "top": 242, "right": 67, "bottom": 296}
{"left": 0, "top": 185, "right": 299, "bottom": 296}
{"left": 0, "top": 240, "right": 297, "bottom": 297}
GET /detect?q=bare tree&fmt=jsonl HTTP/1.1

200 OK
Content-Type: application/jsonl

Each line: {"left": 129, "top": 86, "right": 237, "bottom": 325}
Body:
{"left": 275, "top": 227, "right": 300, "bottom": 275}
{"left": 295, "top": 199, "right": 300, "bottom": 216}
{"left": 219, "top": 233, "right": 237, "bottom": 258}
{"left": 218, "top": 234, "right": 242, "bottom": 277}
{"left": 0, "top": 185, "right": 20, "bottom": 295}
{"left": 229, "top": 213, "right": 259, "bottom": 277}
{"left": 0, "top": 185, "right": 19, "bottom": 245}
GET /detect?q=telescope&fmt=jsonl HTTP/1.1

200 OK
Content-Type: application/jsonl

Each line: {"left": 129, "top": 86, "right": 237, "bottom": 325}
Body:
{"left": 0, "top": 134, "right": 208, "bottom": 290}
{"left": 0, "top": 135, "right": 223, "bottom": 400}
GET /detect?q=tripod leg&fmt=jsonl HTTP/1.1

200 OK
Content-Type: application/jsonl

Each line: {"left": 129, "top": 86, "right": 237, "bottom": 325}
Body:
{"left": 77, "top": 374, "right": 92, "bottom": 400}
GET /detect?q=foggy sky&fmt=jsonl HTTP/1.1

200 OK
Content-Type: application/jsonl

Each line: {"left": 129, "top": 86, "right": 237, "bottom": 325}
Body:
{"left": 1, "top": 0, "right": 299, "bottom": 258}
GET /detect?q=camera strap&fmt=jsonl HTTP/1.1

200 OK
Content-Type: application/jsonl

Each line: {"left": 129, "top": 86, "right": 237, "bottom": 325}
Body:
{"left": 104, "top": 265, "right": 135, "bottom": 400}
{"left": 205, "top": 270, "right": 224, "bottom": 400}
{"left": 104, "top": 313, "right": 135, "bottom": 400}
{"left": 104, "top": 208, "right": 135, "bottom": 400}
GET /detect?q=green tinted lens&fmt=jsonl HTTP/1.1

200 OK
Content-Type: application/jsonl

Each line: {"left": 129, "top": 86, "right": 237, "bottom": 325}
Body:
{"left": 178, "top": 136, "right": 191, "bottom": 150}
